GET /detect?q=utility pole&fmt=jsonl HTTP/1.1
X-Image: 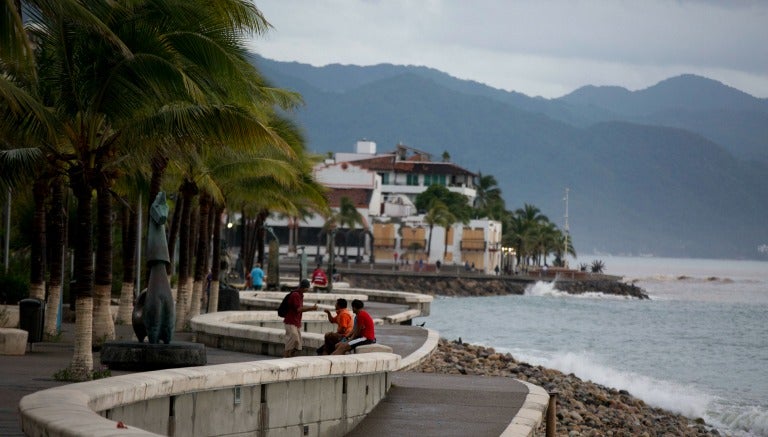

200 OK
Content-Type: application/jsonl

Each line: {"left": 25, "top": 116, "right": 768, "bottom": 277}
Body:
{"left": 563, "top": 188, "right": 570, "bottom": 268}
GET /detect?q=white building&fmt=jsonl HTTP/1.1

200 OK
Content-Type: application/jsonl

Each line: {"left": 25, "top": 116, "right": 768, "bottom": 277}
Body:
{"left": 264, "top": 140, "right": 502, "bottom": 273}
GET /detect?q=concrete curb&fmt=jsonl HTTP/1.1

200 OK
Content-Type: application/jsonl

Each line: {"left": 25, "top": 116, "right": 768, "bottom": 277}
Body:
{"left": 500, "top": 380, "right": 550, "bottom": 437}
{"left": 397, "top": 328, "right": 439, "bottom": 371}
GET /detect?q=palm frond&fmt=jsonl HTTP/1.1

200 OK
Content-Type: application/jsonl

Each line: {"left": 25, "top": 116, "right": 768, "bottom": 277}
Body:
{"left": 0, "top": 147, "right": 44, "bottom": 189}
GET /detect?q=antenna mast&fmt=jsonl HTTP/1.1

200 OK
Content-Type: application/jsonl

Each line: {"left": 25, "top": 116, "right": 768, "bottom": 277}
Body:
{"left": 563, "top": 187, "right": 570, "bottom": 268}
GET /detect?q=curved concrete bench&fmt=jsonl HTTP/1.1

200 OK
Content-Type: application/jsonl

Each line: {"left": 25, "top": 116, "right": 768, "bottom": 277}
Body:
{"left": 354, "top": 344, "right": 393, "bottom": 354}
{"left": 0, "top": 327, "right": 27, "bottom": 355}
{"left": 191, "top": 312, "right": 439, "bottom": 372}
{"left": 190, "top": 311, "right": 327, "bottom": 356}
{"left": 20, "top": 354, "right": 401, "bottom": 436}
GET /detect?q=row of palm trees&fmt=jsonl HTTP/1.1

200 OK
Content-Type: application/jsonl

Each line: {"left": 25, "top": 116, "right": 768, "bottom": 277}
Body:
{"left": 473, "top": 174, "right": 576, "bottom": 269}
{"left": 1, "top": 1, "right": 327, "bottom": 380}
{"left": 407, "top": 173, "right": 574, "bottom": 269}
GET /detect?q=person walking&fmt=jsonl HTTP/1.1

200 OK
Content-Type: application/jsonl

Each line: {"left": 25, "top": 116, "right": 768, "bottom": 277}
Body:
{"left": 250, "top": 263, "right": 265, "bottom": 290}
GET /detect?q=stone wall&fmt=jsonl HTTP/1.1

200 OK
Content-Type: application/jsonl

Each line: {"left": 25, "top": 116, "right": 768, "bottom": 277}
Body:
{"left": 344, "top": 272, "right": 648, "bottom": 299}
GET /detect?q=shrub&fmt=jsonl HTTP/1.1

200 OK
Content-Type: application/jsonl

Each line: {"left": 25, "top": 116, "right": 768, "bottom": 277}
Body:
{"left": 0, "top": 273, "right": 29, "bottom": 304}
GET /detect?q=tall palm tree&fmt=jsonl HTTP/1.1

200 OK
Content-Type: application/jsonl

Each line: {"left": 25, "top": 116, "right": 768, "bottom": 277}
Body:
{"left": 336, "top": 197, "right": 364, "bottom": 260}
{"left": 424, "top": 201, "right": 451, "bottom": 256}
{"left": 473, "top": 173, "right": 504, "bottom": 219}
{"left": 43, "top": 178, "right": 67, "bottom": 337}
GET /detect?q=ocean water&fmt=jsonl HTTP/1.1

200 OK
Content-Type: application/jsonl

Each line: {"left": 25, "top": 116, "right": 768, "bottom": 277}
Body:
{"left": 416, "top": 256, "right": 768, "bottom": 436}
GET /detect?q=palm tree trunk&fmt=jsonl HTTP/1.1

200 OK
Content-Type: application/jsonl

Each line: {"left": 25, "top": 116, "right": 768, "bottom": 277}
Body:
{"left": 188, "top": 193, "right": 210, "bottom": 321}
{"left": 29, "top": 179, "right": 47, "bottom": 300}
{"left": 174, "top": 182, "right": 196, "bottom": 331}
{"left": 167, "top": 193, "right": 183, "bottom": 278}
{"left": 148, "top": 151, "right": 168, "bottom": 214}
{"left": 185, "top": 203, "right": 199, "bottom": 317}
{"left": 427, "top": 225, "right": 433, "bottom": 256}
{"left": 255, "top": 210, "right": 269, "bottom": 267}
{"left": 92, "top": 186, "right": 115, "bottom": 346}
{"left": 116, "top": 200, "right": 137, "bottom": 325}
{"left": 443, "top": 228, "right": 449, "bottom": 260}
{"left": 44, "top": 180, "right": 66, "bottom": 337}
{"left": 69, "top": 174, "right": 94, "bottom": 379}
{"left": 208, "top": 204, "right": 224, "bottom": 313}
{"left": 71, "top": 296, "right": 93, "bottom": 381}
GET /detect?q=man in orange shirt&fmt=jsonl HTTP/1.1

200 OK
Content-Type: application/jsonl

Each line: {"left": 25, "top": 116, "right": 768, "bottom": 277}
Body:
{"left": 317, "top": 298, "right": 353, "bottom": 355}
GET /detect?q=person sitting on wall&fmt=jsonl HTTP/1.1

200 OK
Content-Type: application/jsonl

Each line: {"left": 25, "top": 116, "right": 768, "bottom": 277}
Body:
{"left": 311, "top": 264, "right": 328, "bottom": 289}
{"left": 317, "top": 298, "right": 353, "bottom": 355}
{"left": 331, "top": 299, "right": 376, "bottom": 355}
{"left": 331, "top": 266, "right": 341, "bottom": 282}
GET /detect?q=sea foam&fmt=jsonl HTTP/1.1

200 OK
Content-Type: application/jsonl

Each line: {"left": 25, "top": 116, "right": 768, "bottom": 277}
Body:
{"left": 524, "top": 281, "right": 632, "bottom": 300}
{"left": 511, "top": 349, "right": 712, "bottom": 419}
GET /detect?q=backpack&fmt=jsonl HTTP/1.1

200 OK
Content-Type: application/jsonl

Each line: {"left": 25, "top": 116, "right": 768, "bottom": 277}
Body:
{"left": 277, "top": 291, "right": 295, "bottom": 317}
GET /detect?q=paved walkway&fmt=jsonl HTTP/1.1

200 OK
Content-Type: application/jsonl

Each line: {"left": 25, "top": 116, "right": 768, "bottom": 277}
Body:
{"left": 1, "top": 303, "right": 531, "bottom": 436}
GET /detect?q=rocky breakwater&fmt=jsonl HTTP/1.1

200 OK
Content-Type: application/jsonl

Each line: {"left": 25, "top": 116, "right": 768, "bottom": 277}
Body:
{"left": 554, "top": 279, "right": 649, "bottom": 299}
{"left": 344, "top": 272, "right": 649, "bottom": 299}
{"left": 416, "top": 339, "right": 720, "bottom": 436}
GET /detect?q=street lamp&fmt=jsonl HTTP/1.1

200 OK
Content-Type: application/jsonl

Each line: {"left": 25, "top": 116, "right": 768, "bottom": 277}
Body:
{"left": 327, "top": 223, "right": 337, "bottom": 293}
{"left": 298, "top": 246, "right": 307, "bottom": 281}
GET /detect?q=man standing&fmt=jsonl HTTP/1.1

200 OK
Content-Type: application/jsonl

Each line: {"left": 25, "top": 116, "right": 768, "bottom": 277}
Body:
{"left": 317, "top": 298, "right": 353, "bottom": 355}
{"left": 250, "top": 263, "right": 265, "bottom": 290}
{"left": 283, "top": 279, "right": 318, "bottom": 357}
{"left": 332, "top": 299, "right": 376, "bottom": 355}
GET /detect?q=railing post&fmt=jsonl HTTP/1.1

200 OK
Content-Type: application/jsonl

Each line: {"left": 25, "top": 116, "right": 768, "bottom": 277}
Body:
{"left": 546, "top": 390, "right": 557, "bottom": 437}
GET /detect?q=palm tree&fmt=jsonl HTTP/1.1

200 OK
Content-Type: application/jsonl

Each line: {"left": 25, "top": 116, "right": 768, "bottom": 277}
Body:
{"left": 336, "top": 197, "right": 365, "bottom": 261}
{"left": 473, "top": 173, "right": 504, "bottom": 219}
{"left": 437, "top": 207, "right": 459, "bottom": 260}
{"left": 552, "top": 230, "right": 576, "bottom": 267}
{"left": 424, "top": 201, "right": 451, "bottom": 257}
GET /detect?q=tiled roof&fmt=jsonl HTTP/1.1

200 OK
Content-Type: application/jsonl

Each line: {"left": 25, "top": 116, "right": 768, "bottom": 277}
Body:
{"left": 352, "top": 155, "right": 476, "bottom": 176}
{"left": 327, "top": 188, "right": 372, "bottom": 209}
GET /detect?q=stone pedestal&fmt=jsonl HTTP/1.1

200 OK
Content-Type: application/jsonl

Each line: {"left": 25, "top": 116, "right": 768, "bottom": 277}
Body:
{"left": 100, "top": 341, "right": 206, "bottom": 371}
{"left": 0, "top": 328, "right": 28, "bottom": 355}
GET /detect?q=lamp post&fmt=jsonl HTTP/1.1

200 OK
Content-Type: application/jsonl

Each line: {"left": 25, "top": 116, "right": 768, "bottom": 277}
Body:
{"left": 327, "top": 224, "right": 337, "bottom": 293}
{"left": 563, "top": 187, "right": 569, "bottom": 268}
{"left": 298, "top": 246, "right": 307, "bottom": 281}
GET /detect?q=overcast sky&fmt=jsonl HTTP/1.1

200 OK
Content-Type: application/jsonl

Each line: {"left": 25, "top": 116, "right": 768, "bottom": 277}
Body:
{"left": 248, "top": 0, "right": 768, "bottom": 99}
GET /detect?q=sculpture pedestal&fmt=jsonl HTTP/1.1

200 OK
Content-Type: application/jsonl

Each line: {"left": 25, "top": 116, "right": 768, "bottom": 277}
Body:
{"left": 100, "top": 341, "right": 207, "bottom": 371}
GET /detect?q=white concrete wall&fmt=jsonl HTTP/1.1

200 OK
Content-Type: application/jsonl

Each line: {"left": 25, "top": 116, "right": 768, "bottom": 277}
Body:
{"left": 20, "top": 354, "right": 399, "bottom": 437}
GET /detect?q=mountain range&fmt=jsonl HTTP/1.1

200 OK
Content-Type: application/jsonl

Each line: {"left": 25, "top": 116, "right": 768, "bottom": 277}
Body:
{"left": 251, "top": 55, "right": 768, "bottom": 260}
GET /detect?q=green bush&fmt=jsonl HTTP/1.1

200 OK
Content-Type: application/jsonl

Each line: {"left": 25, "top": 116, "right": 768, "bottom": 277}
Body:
{"left": 0, "top": 272, "right": 29, "bottom": 304}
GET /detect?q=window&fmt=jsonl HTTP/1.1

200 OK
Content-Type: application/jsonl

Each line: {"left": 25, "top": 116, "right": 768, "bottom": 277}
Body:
{"left": 379, "top": 173, "right": 390, "bottom": 184}
{"left": 406, "top": 174, "right": 419, "bottom": 186}
{"left": 424, "top": 174, "right": 445, "bottom": 186}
